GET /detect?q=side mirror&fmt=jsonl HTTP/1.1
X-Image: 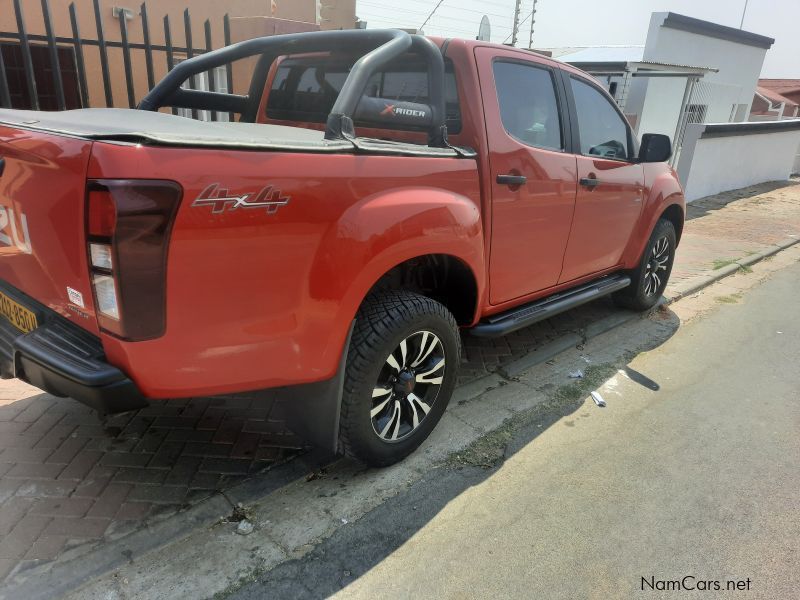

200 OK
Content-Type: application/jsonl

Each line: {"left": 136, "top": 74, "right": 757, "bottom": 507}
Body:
{"left": 638, "top": 133, "right": 672, "bottom": 163}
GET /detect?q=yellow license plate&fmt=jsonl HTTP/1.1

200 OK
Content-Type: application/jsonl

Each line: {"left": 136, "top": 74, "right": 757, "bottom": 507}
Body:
{"left": 0, "top": 291, "right": 38, "bottom": 334}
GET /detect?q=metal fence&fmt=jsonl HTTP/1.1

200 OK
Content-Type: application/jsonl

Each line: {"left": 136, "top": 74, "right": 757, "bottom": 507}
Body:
{"left": 0, "top": 0, "right": 233, "bottom": 120}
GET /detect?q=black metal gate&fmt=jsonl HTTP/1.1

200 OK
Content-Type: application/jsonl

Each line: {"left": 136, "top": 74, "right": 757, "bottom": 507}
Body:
{"left": 0, "top": 0, "right": 233, "bottom": 120}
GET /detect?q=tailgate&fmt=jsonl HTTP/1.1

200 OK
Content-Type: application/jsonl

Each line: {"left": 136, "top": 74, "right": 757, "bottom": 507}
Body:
{"left": 0, "top": 124, "right": 99, "bottom": 336}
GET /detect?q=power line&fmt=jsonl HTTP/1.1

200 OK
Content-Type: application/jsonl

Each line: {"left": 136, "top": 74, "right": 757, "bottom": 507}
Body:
{"left": 503, "top": 2, "right": 534, "bottom": 44}
{"left": 420, "top": 0, "right": 447, "bottom": 30}
{"left": 358, "top": 0, "right": 515, "bottom": 21}
{"left": 359, "top": 2, "right": 512, "bottom": 28}
{"left": 358, "top": 0, "right": 521, "bottom": 41}
{"left": 363, "top": 16, "right": 491, "bottom": 37}
{"left": 384, "top": 0, "right": 512, "bottom": 10}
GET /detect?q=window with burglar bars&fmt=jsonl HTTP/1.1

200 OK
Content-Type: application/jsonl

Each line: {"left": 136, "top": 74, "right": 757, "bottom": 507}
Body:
{"left": 0, "top": 42, "right": 82, "bottom": 110}
{"left": 174, "top": 58, "right": 230, "bottom": 122}
{"left": 0, "top": 0, "right": 236, "bottom": 122}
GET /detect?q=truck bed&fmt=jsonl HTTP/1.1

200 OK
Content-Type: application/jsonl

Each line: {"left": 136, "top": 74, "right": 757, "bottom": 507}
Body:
{"left": 0, "top": 109, "right": 467, "bottom": 157}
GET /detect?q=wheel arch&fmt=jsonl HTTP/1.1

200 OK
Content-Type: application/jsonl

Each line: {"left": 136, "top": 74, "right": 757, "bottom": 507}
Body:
{"left": 659, "top": 203, "right": 685, "bottom": 244}
{"left": 363, "top": 253, "right": 480, "bottom": 326}
{"left": 622, "top": 192, "right": 686, "bottom": 268}
{"left": 312, "top": 185, "right": 486, "bottom": 382}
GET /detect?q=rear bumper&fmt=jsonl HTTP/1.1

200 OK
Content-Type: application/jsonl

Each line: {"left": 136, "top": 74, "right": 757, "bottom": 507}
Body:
{"left": 0, "top": 283, "right": 147, "bottom": 414}
{"left": 0, "top": 281, "right": 352, "bottom": 452}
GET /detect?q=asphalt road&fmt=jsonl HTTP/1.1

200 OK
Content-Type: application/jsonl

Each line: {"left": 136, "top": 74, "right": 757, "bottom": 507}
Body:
{"left": 231, "top": 261, "right": 800, "bottom": 599}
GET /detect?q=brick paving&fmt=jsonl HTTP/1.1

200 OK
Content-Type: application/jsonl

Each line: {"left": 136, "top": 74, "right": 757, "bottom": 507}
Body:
{"left": 670, "top": 181, "right": 800, "bottom": 289}
{"left": 0, "top": 387, "right": 305, "bottom": 584}
{"left": 1, "top": 180, "right": 799, "bottom": 585}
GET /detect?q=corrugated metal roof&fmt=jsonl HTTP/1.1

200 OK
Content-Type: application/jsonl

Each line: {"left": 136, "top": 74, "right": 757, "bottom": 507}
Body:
{"left": 550, "top": 46, "right": 716, "bottom": 73}
{"left": 632, "top": 61, "right": 718, "bottom": 73}
{"left": 551, "top": 46, "right": 644, "bottom": 63}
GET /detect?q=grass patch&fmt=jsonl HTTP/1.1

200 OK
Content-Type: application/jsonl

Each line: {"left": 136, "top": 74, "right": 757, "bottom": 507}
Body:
{"left": 445, "top": 364, "right": 618, "bottom": 469}
{"left": 712, "top": 258, "right": 736, "bottom": 270}
{"left": 738, "top": 264, "right": 753, "bottom": 274}
{"left": 715, "top": 294, "right": 742, "bottom": 304}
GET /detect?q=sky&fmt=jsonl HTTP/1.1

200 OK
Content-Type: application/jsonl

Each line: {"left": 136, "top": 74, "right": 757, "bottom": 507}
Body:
{"left": 354, "top": 0, "right": 799, "bottom": 78}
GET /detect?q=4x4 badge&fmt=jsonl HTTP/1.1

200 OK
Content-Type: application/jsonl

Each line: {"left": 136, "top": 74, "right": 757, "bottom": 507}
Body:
{"left": 192, "top": 183, "right": 290, "bottom": 215}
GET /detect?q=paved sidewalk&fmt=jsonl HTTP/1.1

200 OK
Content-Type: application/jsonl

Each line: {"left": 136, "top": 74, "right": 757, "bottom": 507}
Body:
{"left": 1, "top": 180, "right": 799, "bottom": 589}
{"left": 670, "top": 180, "right": 800, "bottom": 291}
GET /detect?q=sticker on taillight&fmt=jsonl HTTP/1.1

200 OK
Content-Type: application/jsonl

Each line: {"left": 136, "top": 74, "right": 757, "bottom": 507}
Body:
{"left": 66, "top": 287, "right": 85, "bottom": 308}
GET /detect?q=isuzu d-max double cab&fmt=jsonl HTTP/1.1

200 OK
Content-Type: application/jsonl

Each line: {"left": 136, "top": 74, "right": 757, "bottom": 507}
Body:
{"left": 0, "top": 30, "right": 684, "bottom": 466}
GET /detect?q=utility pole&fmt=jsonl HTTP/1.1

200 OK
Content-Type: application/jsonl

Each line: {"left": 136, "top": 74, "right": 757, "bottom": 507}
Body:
{"left": 511, "top": 0, "right": 522, "bottom": 46}
{"left": 739, "top": 0, "right": 749, "bottom": 28}
{"left": 528, "top": 0, "right": 538, "bottom": 48}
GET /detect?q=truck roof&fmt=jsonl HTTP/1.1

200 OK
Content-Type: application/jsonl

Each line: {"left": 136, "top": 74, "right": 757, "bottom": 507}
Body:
{"left": 430, "top": 36, "right": 569, "bottom": 71}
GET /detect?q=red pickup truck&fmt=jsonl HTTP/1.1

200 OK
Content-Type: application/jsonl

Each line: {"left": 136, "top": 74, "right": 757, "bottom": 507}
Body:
{"left": 0, "top": 30, "right": 684, "bottom": 466}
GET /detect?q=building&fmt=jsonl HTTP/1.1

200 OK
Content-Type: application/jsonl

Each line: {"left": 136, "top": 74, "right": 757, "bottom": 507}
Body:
{"left": 0, "top": 0, "right": 356, "bottom": 112}
{"left": 751, "top": 86, "right": 799, "bottom": 120}
{"left": 549, "top": 12, "right": 775, "bottom": 166}
{"left": 758, "top": 79, "right": 800, "bottom": 106}
{"left": 751, "top": 79, "right": 800, "bottom": 120}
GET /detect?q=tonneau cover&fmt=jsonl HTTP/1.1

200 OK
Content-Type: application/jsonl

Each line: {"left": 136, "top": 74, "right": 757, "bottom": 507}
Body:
{"left": 0, "top": 108, "right": 468, "bottom": 157}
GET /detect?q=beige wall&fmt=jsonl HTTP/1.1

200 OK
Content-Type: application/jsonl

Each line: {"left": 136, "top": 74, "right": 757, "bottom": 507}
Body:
{"left": 0, "top": 0, "right": 355, "bottom": 108}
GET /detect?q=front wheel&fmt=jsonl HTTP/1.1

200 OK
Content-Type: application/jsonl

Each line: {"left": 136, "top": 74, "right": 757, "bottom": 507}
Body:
{"left": 613, "top": 218, "right": 677, "bottom": 311}
{"left": 339, "top": 290, "right": 461, "bottom": 467}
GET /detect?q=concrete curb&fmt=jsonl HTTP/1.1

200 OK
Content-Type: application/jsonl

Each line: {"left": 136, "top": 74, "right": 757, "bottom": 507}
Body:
{"left": 6, "top": 237, "right": 798, "bottom": 600}
{"left": 666, "top": 236, "right": 799, "bottom": 303}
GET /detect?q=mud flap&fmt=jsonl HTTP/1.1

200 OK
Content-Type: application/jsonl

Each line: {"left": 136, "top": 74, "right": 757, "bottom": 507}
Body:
{"left": 270, "top": 321, "right": 354, "bottom": 453}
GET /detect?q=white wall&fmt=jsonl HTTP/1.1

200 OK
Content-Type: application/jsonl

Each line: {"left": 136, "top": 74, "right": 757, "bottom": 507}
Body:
{"left": 635, "top": 77, "right": 687, "bottom": 137}
{"left": 644, "top": 13, "right": 769, "bottom": 122}
{"left": 677, "top": 122, "right": 800, "bottom": 201}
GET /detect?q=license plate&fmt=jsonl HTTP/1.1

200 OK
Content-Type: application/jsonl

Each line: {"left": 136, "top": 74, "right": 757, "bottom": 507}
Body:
{"left": 0, "top": 291, "right": 38, "bottom": 334}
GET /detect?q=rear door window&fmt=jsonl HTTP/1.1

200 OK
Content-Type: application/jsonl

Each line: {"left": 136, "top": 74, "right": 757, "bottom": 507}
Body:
{"left": 493, "top": 61, "right": 563, "bottom": 151}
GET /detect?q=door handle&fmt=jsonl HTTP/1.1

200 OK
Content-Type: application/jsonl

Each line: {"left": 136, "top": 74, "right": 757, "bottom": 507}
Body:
{"left": 496, "top": 174, "right": 527, "bottom": 186}
{"left": 579, "top": 177, "right": 600, "bottom": 188}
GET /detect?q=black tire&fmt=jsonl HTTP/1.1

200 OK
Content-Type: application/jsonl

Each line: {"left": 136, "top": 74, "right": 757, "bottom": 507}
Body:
{"left": 339, "top": 290, "right": 461, "bottom": 467}
{"left": 613, "top": 218, "right": 677, "bottom": 311}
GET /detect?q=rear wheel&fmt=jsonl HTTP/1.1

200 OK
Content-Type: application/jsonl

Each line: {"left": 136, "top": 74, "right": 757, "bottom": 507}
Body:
{"left": 613, "top": 218, "right": 677, "bottom": 311}
{"left": 339, "top": 290, "right": 460, "bottom": 467}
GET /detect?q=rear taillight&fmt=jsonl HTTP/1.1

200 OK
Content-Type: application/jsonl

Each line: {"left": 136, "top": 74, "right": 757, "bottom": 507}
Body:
{"left": 88, "top": 189, "right": 116, "bottom": 237}
{"left": 86, "top": 180, "right": 182, "bottom": 341}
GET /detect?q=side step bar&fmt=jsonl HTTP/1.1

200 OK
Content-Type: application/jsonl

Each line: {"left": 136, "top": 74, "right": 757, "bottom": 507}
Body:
{"left": 470, "top": 273, "right": 631, "bottom": 338}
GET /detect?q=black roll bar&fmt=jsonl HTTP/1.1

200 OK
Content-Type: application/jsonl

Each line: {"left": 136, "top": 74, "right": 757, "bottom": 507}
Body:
{"left": 138, "top": 29, "right": 448, "bottom": 147}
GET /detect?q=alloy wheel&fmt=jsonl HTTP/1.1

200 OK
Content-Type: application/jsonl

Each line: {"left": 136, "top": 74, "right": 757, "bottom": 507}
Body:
{"left": 644, "top": 236, "right": 670, "bottom": 296}
{"left": 370, "top": 330, "right": 446, "bottom": 442}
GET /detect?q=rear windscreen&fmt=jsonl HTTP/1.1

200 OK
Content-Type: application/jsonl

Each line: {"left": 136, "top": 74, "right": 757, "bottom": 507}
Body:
{"left": 266, "top": 58, "right": 462, "bottom": 134}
